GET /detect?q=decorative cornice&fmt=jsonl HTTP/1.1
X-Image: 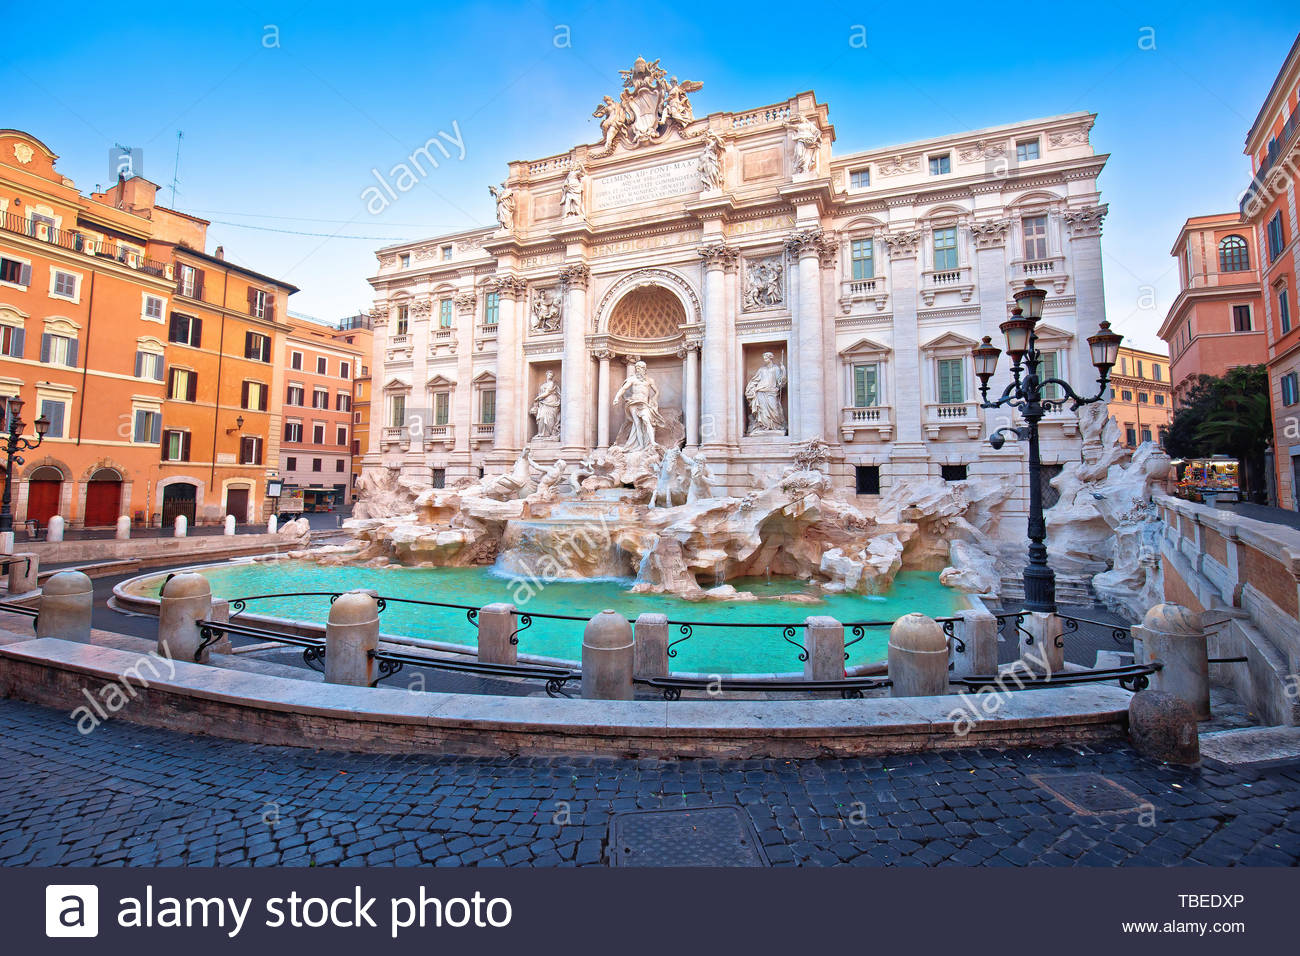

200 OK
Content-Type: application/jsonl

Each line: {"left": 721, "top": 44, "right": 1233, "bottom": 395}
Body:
{"left": 409, "top": 299, "right": 432, "bottom": 317}
{"left": 1063, "top": 203, "right": 1108, "bottom": 238}
{"left": 454, "top": 291, "right": 477, "bottom": 314}
{"left": 783, "top": 229, "right": 836, "bottom": 263}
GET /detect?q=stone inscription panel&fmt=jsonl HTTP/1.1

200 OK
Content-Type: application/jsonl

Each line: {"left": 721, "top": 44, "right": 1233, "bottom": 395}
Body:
{"left": 592, "top": 157, "right": 698, "bottom": 210}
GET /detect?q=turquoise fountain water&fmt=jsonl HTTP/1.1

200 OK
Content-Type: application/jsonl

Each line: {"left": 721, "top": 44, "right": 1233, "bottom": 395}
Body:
{"left": 134, "top": 560, "right": 967, "bottom": 674}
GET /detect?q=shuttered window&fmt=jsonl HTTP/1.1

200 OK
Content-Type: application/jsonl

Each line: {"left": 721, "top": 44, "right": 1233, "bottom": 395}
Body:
{"left": 937, "top": 359, "right": 965, "bottom": 405}
{"left": 132, "top": 409, "right": 162, "bottom": 444}
{"left": 40, "top": 333, "right": 78, "bottom": 367}
{"left": 244, "top": 331, "right": 271, "bottom": 362}
{"left": 39, "top": 399, "right": 66, "bottom": 439}
{"left": 161, "top": 430, "right": 191, "bottom": 461}
{"left": 0, "top": 325, "right": 24, "bottom": 358}
{"left": 434, "top": 391, "right": 449, "bottom": 425}
{"left": 167, "top": 312, "right": 202, "bottom": 347}
{"left": 852, "top": 364, "right": 879, "bottom": 407}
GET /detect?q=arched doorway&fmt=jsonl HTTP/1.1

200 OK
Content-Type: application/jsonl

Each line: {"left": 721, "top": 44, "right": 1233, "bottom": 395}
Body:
{"left": 83, "top": 468, "right": 123, "bottom": 527}
{"left": 604, "top": 285, "right": 689, "bottom": 448}
{"left": 26, "top": 466, "right": 63, "bottom": 525}
{"left": 162, "top": 483, "right": 197, "bottom": 526}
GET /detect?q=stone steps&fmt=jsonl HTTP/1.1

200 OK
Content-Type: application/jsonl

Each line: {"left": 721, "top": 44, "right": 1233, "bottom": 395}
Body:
{"left": 1199, "top": 726, "right": 1300, "bottom": 770}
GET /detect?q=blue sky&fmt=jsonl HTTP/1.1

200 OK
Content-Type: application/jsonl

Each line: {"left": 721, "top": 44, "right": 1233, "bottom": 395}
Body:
{"left": 3, "top": 1, "right": 1296, "bottom": 350}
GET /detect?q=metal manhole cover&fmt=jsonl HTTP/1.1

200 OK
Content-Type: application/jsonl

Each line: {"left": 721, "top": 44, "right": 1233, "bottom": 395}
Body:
{"left": 1032, "top": 773, "right": 1145, "bottom": 814}
{"left": 609, "top": 807, "right": 769, "bottom": 867}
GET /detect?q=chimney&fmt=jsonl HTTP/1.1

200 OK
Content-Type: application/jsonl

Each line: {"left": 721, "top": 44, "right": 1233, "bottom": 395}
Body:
{"left": 214, "top": 245, "right": 225, "bottom": 260}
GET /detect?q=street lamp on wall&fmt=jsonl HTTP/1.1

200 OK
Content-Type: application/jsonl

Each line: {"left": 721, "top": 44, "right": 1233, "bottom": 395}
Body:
{"left": 225, "top": 415, "right": 245, "bottom": 436}
{"left": 972, "top": 281, "right": 1123, "bottom": 613}
{"left": 1, "top": 397, "right": 52, "bottom": 535}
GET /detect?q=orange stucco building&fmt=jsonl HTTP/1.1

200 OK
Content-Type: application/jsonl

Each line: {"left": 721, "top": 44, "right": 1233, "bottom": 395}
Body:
{"left": 1107, "top": 346, "right": 1173, "bottom": 449}
{"left": 0, "top": 130, "right": 173, "bottom": 527}
{"left": 1159, "top": 213, "right": 1266, "bottom": 406}
{"left": 278, "top": 315, "right": 369, "bottom": 511}
{"left": 1241, "top": 34, "right": 1300, "bottom": 508}
{"left": 0, "top": 129, "right": 298, "bottom": 528}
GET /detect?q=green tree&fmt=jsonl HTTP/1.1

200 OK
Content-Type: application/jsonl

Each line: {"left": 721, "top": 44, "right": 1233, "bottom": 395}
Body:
{"left": 1164, "top": 365, "right": 1270, "bottom": 496}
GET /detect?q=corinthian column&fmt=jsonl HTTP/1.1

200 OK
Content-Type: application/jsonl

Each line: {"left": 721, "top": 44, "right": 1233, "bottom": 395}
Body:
{"left": 594, "top": 349, "right": 614, "bottom": 450}
{"left": 1063, "top": 203, "right": 1109, "bottom": 387}
{"left": 881, "top": 230, "right": 923, "bottom": 446}
{"left": 559, "top": 263, "right": 590, "bottom": 455}
{"left": 490, "top": 274, "right": 527, "bottom": 456}
{"left": 698, "top": 243, "right": 737, "bottom": 450}
{"left": 784, "top": 230, "right": 834, "bottom": 442}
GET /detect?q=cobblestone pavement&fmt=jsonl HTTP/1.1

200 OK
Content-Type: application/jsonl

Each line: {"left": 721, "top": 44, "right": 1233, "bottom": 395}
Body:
{"left": 1, "top": 700, "right": 1298, "bottom": 867}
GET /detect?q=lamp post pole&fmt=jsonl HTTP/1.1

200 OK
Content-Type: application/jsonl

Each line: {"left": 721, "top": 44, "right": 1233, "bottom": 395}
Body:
{"left": 971, "top": 281, "right": 1123, "bottom": 614}
{"left": 0, "top": 397, "right": 52, "bottom": 536}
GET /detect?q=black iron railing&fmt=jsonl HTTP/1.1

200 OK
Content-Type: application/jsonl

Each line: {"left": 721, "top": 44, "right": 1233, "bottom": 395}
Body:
{"left": 635, "top": 673, "right": 891, "bottom": 701}
{"left": 952, "top": 660, "right": 1162, "bottom": 693}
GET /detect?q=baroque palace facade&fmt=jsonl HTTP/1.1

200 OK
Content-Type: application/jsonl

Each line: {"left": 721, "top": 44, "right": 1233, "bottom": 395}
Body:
{"left": 365, "top": 59, "right": 1111, "bottom": 522}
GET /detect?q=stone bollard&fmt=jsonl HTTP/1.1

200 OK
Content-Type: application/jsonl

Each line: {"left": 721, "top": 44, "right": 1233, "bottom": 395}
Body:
{"left": 36, "top": 570, "right": 93, "bottom": 642}
{"left": 325, "top": 589, "right": 380, "bottom": 686}
{"left": 224, "top": 514, "right": 236, "bottom": 536}
{"left": 1129, "top": 690, "right": 1200, "bottom": 766}
{"left": 952, "top": 608, "right": 998, "bottom": 678}
{"left": 47, "top": 515, "right": 65, "bottom": 543}
{"left": 6, "top": 552, "right": 38, "bottom": 595}
{"left": 174, "top": 515, "right": 187, "bottom": 537}
{"left": 115, "top": 515, "right": 130, "bottom": 540}
{"left": 158, "top": 572, "right": 213, "bottom": 663}
{"left": 804, "top": 615, "right": 845, "bottom": 682}
{"left": 1020, "top": 611, "right": 1064, "bottom": 675}
{"left": 477, "top": 603, "right": 518, "bottom": 666}
{"left": 267, "top": 515, "right": 278, "bottom": 535}
{"left": 582, "top": 609, "right": 634, "bottom": 700}
{"left": 633, "top": 613, "right": 669, "bottom": 679}
{"left": 1137, "top": 604, "right": 1210, "bottom": 720}
{"left": 889, "top": 613, "right": 949, "bottom": 698}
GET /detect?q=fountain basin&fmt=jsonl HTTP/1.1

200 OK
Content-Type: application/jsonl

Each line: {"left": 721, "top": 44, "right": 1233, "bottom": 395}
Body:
{"left": 120, "top": 559, "right": 969, "bottom": 674}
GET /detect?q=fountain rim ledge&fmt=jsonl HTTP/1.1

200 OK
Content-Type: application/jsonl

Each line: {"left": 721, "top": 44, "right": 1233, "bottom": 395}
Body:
{"left": 0, "top": 636, "right": 1133, "bottom": 758}
{"left": 111, "top": 557, "right": 980, "bottom": 681}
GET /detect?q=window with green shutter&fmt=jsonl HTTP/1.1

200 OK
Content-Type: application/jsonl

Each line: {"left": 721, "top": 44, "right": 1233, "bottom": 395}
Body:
{"left": 937, "top": 358, "right": 964, "bottom": 405}
{"left": 434, "top": 391, "right": 450, "bottom": 425}
{"left": 389, "top": 394, "right": 406, "bottom": 428}
{"left": 933, "top": 228, "right": 958, "bottom": 271}
{"left": 480, "top": 389, "right": 496, "bottom": 424}
{"left": 484, "top": 293, "right": 500, "bottom": 326}
{"left": 439, "top": 299, "right": 453, "bottom": 328}
{"left": 852, "top": 363, "right": 879, "bottom": 407}
{"left": 1039, "top": 350, "right": 1062, "bottom": 400}
{"left": 850, "top": 239, "right": 874, "bottom": 280}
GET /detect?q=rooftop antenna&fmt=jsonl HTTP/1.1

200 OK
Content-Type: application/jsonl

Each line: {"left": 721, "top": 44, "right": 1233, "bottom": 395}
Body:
{"left": 169, "top": 130, "right": 184, "bottom": 207}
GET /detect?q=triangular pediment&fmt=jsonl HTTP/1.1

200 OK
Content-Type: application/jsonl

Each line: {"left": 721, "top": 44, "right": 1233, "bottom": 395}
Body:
{"left": 426, "top": 374, "right": 456, "bottom": 388}
{"left": 839, "top": 337, "right": 891, "bottom": 357}
{"left": 472, "top": 369, "right": 496, "bottom": 384}
{"left": 382, "top": 376, "right": 412, "bottom": 392}
{"left": 1031, "top": 323, "right": 1071, "bottom": 343}
{"left": 921, "top": 330, "right": 979, "bottom": 351}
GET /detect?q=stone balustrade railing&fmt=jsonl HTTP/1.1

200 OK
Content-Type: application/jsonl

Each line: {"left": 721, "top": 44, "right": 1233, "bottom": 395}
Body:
{"left": 1155, "top": 494, "right": 1300, "bottom": 725}
{"left": 839, "top": 405, "right": 893, "bottom": 442}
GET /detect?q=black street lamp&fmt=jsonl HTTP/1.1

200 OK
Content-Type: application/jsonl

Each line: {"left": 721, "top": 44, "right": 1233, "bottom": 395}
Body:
{"left": 0, "top": 397, "right": 52, "bottom": 536}
{"left": 972, "top": 281, "right": 1123, "bottom": 613}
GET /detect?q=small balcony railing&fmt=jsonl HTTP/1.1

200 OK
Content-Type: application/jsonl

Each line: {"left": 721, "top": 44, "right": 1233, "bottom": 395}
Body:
{"left": 923, "top": 401, "right": 982, "bottom": 439}
{"left": 839, "top": 405, "right": 893, "bottom": 442}
{"left": 1011, "top": 256, "right": 1068, "bottom": 293}
{"left": 838, "top": 275, "right": 889, "bottom": 312}
{"left": 920, "top": 266, "right": 974, "bottom": 305}
{"left": 0, "top": 210, "right": 172, "bottom": 278}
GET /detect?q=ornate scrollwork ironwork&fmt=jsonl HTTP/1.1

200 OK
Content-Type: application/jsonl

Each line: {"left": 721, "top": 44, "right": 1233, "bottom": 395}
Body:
{"left": 376, "top": 597, "right": 387, "bottom": 613}
{"left": 1119, "top": 673, "right": 1150, "bottom": 692}
{"left": 466, "top": 608, "right": 480, "bottom": 629}
{"left": 662, "top": 686, "right": 683, "bottom": 702}
{"left": 229, "top": 599, "right": 247, "bottom": 618}
{"left": 667, "top": 624, "right": 693, "bottom": 659}
{"left": 941, "top": 619, "right": 966, "bottom": 654}
{"left": 302, "top": 645, "right": 326, "bottom": 672}
{"left": 194, "top": 623, "right": 226, "bottom": 661}
{"left": 781, "top": 625, "right": 808, "bottom": 663}
{"left": 508, "top": 613, "right": 533, "bottom": 646}
{"left": 370, "top": 657, "right": 403, "bottom": 687}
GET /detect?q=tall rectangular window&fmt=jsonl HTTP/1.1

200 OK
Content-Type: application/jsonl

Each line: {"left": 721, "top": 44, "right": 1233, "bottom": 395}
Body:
{"left": 312, "top": 388, "right": 329, "bottom": 409}
{"left": 434, "top": 391, "right": 450, "bottom": 425}
{"left": 1267, "top": 211, "right": 1286, "bottom": 262}
{"left": 937, "top": 358, "right": 965, "bottom": 405}
{"left": 286, "top": 385, "right": 304, "bottom": 406}
{"left": 284, "top": 421, "right": 303, "bottom": 443}
{"left": 40, "top": 333, "right": 77, "bottom": 367}
{"left": 1040, "top": 350, "right": 1063, "bottom": 401}
{"left": 340, "top": 361, "right": 350, "bottom": 379}
{"left": 162, "top": 429, "right": 190, "bottom": 461}
{"left": 239, "top": 436, "right": 263, "bottom": 465}
{"left": 1232, "top": 304, "right": 1253, "bottom": 332}
{"left": 850, "top": 239, "right": 874, "bottom": 280}
{"left": 439, "top": 299, "right": 453, "bottom": 328}
{"left": 1282, "top": 372, "right": 1299, "bottom": 406}
{"left": 336, "top": 426, "right": 348, "bottom": 446}
{"left": 39, "top": 399, "right": 66, "bottom": 439}
{"left": 312, "top": 424, "right": 325, "bottom": 444}
{"left": 291, "top": 351, "right": 303, "bottom": 370}
{"left": 932, "top": 228, "right": 958, "bottom": 271}
{"left": 168, "top": 312, "right": 202, "bottom": 347}
{"left": 480, "top": 389, "right": 496, "bottom": 424}
{"left": 240, "top": 380, "right": 267, "bottom": 411}
{"left": 244, "top": 331, "right": 271, "bottom": 362}
{"left": 1, "top": 325, "right": 25, "bottom": 359}
{"left": 1279, "top": 284, "right": 1293, "bottom": 334}
{"left": 395, "top": 305, "right": 409, "bottom": 335}
{"left": 132, "top": 409, "right": 162, "bottom": 444}
{"left": 316, "top": 356, "right": 327, "bottom": 375}
{"left": 484, "top": 293, "right": 500, "bottom": 326}
{"left": 168, "top": 367, "right": 197, "bottom": 402}
{"left": 248, "top": 288, "right": 268, "bottom": 318}
{"left": 336, "top": 393, "right": 351, "bottom": 412}
{"left": 389, "top": 394, "right": 406, "bottom": 428}
{"left": 1023, "top": 215, "right": 1048, "bottom": 260}
{"left": 852, "top": 363, "right": 879, "bottom": 407}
